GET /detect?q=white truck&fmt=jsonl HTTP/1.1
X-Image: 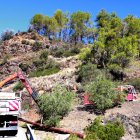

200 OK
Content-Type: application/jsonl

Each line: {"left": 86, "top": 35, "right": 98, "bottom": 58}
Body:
{"left": 0, "top": 92, "right": 21, "bottom": 137}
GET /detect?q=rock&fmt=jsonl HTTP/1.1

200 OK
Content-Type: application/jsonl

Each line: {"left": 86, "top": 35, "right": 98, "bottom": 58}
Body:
{"left": 55, "top": 134, "right": 70, "bottom": 140}
{"left": 38, "top": 90, "right": 45, "bottom": 95}
{"left": 106, "top": 113, "right": 140, "bottom": 139}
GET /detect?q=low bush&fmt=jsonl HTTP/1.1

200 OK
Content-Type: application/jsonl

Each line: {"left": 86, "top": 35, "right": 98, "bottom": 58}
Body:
{"left": 32, "top": 41, "right": 42, "bottom": 51}
{"left": 85, "top": 117, "right": 125, "bottom": 140}
{"left": 129, "top": 78, "right": 140, "bottom": 91}
{"left": 63, "top": 51, "right": 74, "bottom": 57}
{"left": 108, "top": 64, "right": 124, "bottom": 81}
{"left": 1, "top": 30, "right": 14, "bottom": 41}
{"left": 0, "top": 57, "right": 7, "bottom": 66}
{"left": 110, "top": 52, "right": 130, "bottom": 69}
{"left": 31, "top": 32, "right": 41, "bottom": 40}
{"left": 63, "top": 46, "right": 80, "bottom": 57}
{"left": 114, "top": 92, "right": 126, "bottom": 106}
{"left": 39, "top": 50, "right": 48, "bottom": 60}
{"left": 29, "top": 67, "right": 60, "bottom": 77}
{"left": 79, "top": 47, "right": 91, "bottom": 62}
{"left": 51, "top": 47, "right": 65, "bottom": 57}
{"left": 76, "top": 63, "right": 102, "bottom": 85}
{"left": 46, "top": 44, "right": 50, "bottom": 48}
{"left": 21, "top": 40, "right": 30, "bottom": 45}
{"left": 30, "top": 57, "right": 60, "bottom": 77}
{"left": 30, "top": 47, "right": 60, "bottom": 77}
{"left": 19, "top": 63, "right": 30, "bottom": 72}
{"left": 85, "top": 76, "right": 125, "bottom": 113}
{"left": 69, "top": 135, "right": 79, "bottom": 140}
{"left": 37, "top": 85, "right": 75, "bottom": 127}
{"left": 13, "top": 81, "right": 24, "bottom": 91}
{"left": 45, "top": 58, "right": 59, "bottom": 69}
{"left": 50, "top": 45, "right": 80, "bottom": 58}
{"left": 33, "top": 59, "right": 46, "bottom": 68}
{"left": 70, "top": 46, "right": 80, "bottom": 54}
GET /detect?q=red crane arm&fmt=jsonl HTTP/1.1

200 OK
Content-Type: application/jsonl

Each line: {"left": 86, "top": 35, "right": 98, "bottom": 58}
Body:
{"left": 0, "top": 73, "right": 18, "bottom": 88}
{"left": 0, "top": 71, "right": 38, "bottom": 102}
{"left": 17, "top": 71, "right": 38, "bottom": 101}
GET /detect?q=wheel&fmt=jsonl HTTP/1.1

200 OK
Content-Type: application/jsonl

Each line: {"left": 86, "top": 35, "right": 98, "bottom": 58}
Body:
{"left": 0, "top": 131, "right": 6, "bottom": 137}
{"left": 11, "top": 130, "right": 18, "bottom": 136}
{"left": 7, "top": 130, "right": 18, "bottom": 136}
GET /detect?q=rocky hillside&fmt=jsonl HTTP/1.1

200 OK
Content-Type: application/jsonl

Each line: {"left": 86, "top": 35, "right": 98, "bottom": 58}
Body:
{"left": 1, "top": 32, "right": 140, "bottom": 140}
{"left": 0, "top": 32, "right": 49, "bottom": 78}
{"left": 0, "top": 32, "right": 49, "bottom": 58}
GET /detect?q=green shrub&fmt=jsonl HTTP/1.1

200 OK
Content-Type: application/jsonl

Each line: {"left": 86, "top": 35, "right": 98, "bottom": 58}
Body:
{"left": 108, "top": 64, "right": 124, "bottom": 81}
{"left": 63, "top": 51, "right": 74, "bottom": 57}
{"left": 76, "top": 63, "right": 102, "bottom": 85}
{"left": 129, "top": 78, "right": 140, "bottom": 91}
{"left": 70, "top": 46, "right": 80, "bottom": 54}
{"left": 29, "top": 67, "right": 60, "bottom": 77}
{"left": 21, "top": 40, "right": 30, "bottom": 45}
{"left": 1, "top": 30, "right": 14, "bottom": 41}
{"left": 79, "top": 47, "right": 91, "bottom": 62}
{"left": 31, "top": 32, "right": 41, "bottom": 40}
{"left": 45, "top": 58, "right": 59, "bottom": 69}
{"left": 51, "top": 47, "right": 65, "bottom": 57}
{"left": 69, "top": 135, "right": 79, "bottom": 140}
{"left": 40, "top": 50, "right": 48, "bottom": 60}
{"left": 114, "top": 93, "right": 126, "bottom": 106}
{"left": 32, "top": 41, "right": 42, "bottom": 51}
{"left": 31, "top": 58, "right": 60, "bottom": 77}
{"left": 108, "top": 64, "right": 122, "bottom": 72}
{"left": 50, "top": 45, "right": 80, "bottom": 58}
{"left": 85, "top": 76, "right": 123, "bottom": 113}
{"left": 46, "top": 44, "right": 50, "bottom": 48}
{"left": 63, "top": 47, "right": 80, "bottom": 57}
{"left": 85, "top": 117, "right": 125, "bottom": 140}
{"left": 0, "top": 58, "right": 7, "bottom": 66}
{"left": 37, "top": 86, "right": 75, "bottom": 127}
{"left": 13, "top": 81, "right": 24, "bottom": 91}
{"left": 110, "top": 52, "right": 130, "bottom": 68}
{"left": 19, "top": 63, "right": 30, "bottom": 72}
{"left": 33, "top": 59, "right": 46, "bottom": 68}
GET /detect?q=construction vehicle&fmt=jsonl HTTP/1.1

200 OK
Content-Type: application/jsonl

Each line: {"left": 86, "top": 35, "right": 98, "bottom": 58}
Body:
{"left": 84, "top": 85, "right": 137, "bottom": 106}
{"left": 115, "top": 85, "right": 137, "bottom": 101}
{"left": 0, "top": 92, "right": 21, "bottom": 136}
{"left": 0, "top": 71, "right": 38, "bottom": 136}
{"left": 0, "top": 71, "right": 38, "bottom": 103}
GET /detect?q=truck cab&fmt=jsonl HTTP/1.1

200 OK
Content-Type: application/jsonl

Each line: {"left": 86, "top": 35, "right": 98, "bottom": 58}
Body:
{"left": 0, "top": 92, "right": 21, "bottom": 136}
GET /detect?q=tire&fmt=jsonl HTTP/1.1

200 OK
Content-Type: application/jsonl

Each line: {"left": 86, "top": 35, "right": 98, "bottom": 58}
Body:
{"left": 7, "top": 130, "right": 18, "bottom": 136}
{"left": 11, "top": 130, "right": 18, "bottom": 136}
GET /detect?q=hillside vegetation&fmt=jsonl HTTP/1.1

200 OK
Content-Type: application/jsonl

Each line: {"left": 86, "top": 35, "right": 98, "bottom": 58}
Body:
{"left": 1, "top": 9, "right": 140, "bottom": 140}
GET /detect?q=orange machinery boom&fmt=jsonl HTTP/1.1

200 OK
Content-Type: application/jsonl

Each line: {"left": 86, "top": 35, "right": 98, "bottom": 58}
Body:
{"left": 0, "top": 71, "right": 38, "bottom": 103}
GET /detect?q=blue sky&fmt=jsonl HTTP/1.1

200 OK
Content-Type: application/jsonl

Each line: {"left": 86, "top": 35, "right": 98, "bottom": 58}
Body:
{"left": 0, "top": 0, "right": 140, "bottom": 33}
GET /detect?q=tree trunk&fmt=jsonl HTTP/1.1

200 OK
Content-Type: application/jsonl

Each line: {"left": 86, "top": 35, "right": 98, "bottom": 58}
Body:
{"left": 74, "top": 36, "right": 77, "bottom": 45}
{"left": 59, "top": 29, "right": 62, "bottom": 41}
{"left": 80, "top": 35, "right": 83, "bottom": 42}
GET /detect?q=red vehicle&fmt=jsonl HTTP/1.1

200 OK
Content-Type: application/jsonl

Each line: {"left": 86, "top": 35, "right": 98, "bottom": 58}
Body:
{"left": 116, "top": 85, "right": 137, "bottom": 101}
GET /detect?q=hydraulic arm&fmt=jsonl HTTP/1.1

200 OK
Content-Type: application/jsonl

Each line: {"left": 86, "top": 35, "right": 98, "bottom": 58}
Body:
{"left": 0, "top": 71, "right": 38, "bottom": 103}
